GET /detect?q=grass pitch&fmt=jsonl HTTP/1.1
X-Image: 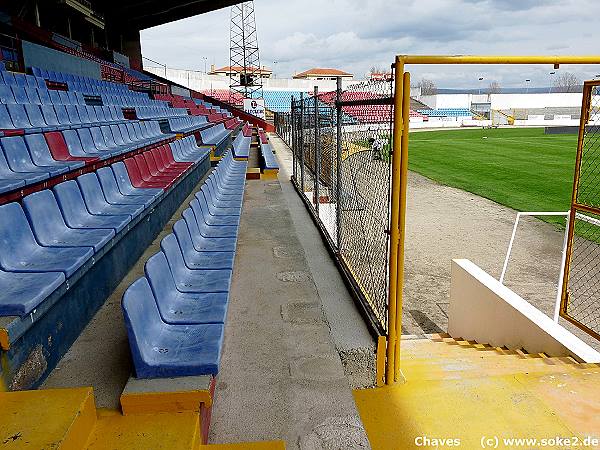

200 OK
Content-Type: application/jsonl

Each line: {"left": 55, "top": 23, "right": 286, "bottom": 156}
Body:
{"left": 408, "top": 127, "right": 578, "bottom": 226}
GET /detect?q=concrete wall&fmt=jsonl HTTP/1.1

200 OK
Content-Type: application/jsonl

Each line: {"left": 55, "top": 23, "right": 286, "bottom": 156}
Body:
{"left": 448, "top": 259, "right": 600, "bottom": 362}
{"left": 490, "top": 93, "right": 582, "bottom": 109}
{"left": 21, "top": 40, "right": 101, "bottom": 79}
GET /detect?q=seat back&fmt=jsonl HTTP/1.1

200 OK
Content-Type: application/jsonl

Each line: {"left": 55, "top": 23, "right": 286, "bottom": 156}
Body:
{"left": 22, "top": 190, "right": 68, "bottom": 238}
{"left": 0, "top": 202, "right": 39, "bottom": 261}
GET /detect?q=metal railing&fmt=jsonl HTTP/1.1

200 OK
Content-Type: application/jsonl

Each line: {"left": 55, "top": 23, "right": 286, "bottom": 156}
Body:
{"left": 561, "top": 81, "right": 600, "bottom": 340}
{"left": 277, "top": 78, "right": 394, "bottom": 338}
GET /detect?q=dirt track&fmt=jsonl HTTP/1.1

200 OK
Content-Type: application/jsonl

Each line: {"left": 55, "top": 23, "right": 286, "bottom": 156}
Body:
{"left": 403, "top": 170, "right": 599, "bottom": 350}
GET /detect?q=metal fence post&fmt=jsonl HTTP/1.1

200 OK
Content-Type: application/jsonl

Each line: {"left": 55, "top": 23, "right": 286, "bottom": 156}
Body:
{"left": 299, "top": 92, "right": 305, "bottom": 193}
{"left": 314, "top": 86, "right": 320, "bottom": 214}
{"left": 288, "top": 97, "right": 298, "bottom": 184}
{"left": 335, "top": 77, "right": 343, "bottom": 251}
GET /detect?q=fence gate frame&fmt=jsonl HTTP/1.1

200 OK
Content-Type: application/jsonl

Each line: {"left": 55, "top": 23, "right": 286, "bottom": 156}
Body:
{"left": 560, "top": 79, "right": 600, "bottom": 341}
{"left": 388, "top": 55, "right": 600, "bottom": 385}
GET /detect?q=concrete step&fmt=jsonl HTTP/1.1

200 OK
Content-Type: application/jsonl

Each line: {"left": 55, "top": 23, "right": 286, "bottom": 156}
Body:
{"left": 200, "top": 441, "right": 286, "bottom": 449}
{"left": 398, "top": 335, "right": 599, "bottom": 381}
{"left": 0, "top": 387, "right": 96, "bottom": 450}
{"left": 84, "top": 409, "right": 200, "bottom": 450}
{"left": 355, "top": 369, "right": 600, "bottom": 449}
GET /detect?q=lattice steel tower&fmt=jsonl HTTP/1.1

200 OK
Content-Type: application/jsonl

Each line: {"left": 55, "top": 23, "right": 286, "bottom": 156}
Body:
{"left": 229, "top": 1, "right": 263, "bottom": 103}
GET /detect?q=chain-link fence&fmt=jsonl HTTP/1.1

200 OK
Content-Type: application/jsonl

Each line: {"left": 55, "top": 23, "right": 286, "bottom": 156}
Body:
{"left": 276, "top": 79, "right": 394, "bottom": 334}
{"left": 562, "top": 83, "right": 600, "bottom": 340}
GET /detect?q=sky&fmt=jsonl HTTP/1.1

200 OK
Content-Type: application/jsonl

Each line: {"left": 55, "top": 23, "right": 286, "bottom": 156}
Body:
{"left": 140, "top": 0, "right": 600, "bottom": 88}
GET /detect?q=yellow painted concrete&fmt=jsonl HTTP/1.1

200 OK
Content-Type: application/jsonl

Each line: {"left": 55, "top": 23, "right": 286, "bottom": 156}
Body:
{"left": 0, "top": 387, "right": 96, "bottom": 450}
{"left": 201, "top": 441, "right": 286, "bottom": 449}
{"left": 120, "top": 389, "right": 212, "bottom": 415}
{"left": 261, "top": 169, "right": 279, "bottom": 180}
{"left": 84, "top": 409, "right": 200, "bottom": 449}
{"left": 0, "top": 328, "right": 9, "bottom": 350}
{"left": 354, "top": 338, "right": 600, "bottom": 450}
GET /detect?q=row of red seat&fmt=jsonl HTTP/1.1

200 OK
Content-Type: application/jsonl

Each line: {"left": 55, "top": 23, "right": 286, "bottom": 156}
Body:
{"left": 242, "top": 122, "right": 252, "bottom": 137}
{"left": 124, "top": 145, "right": 192, "bottom": 189}
{"left": 225, "top": 117, "right": 243, "bottom": 130}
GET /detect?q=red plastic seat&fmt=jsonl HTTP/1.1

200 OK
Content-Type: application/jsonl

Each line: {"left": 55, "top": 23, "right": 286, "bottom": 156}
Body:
{"left": 143, "top": 151, "right": 182, "bottom": 178}
{"left": 154, "top": 147, "right": 190, "bottom": 170}
{"left": 123, "top": 157, "right": 170, "bottom": 188}
{"left": 45, "top": 131, "right": 98, "bottom": 163}
{"left": 133, "top": 155, "right": 174, "bottom": 185}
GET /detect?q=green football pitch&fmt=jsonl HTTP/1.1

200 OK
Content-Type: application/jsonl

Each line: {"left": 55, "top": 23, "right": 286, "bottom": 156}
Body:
{"left": 408, "top": 127, "right": 578, "bottom": 226}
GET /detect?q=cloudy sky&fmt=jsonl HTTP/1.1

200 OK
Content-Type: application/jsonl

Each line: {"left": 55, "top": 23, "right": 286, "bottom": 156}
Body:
{"left": 140, "top": 0, "right": 600, "bottom": 88}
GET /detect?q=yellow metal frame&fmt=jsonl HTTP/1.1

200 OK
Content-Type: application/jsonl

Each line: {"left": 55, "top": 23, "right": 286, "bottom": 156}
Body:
{"left": 559, "top": 80, "right": 600, "bottom": 342}
{"left": 387, "top": 54, "right": 600, "bottom": 384}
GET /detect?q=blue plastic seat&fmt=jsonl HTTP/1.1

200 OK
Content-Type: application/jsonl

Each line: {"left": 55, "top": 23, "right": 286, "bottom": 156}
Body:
{"left": 0, "top": 104, "right": 16, "bottom": 131}
{"left": 53, "top": 105, "right": 73, "bottom": 128}
{"left": 10, "top": 86, "right": 29, "bottom": 104}
{"left": 49, "top": 90, "right": 62, "bottom": 104}
{"left": 7, "top": 104, "right": 41, "bottom": 133}
{"left": 110, "top": 162, "right": 163, "bottom": 197}
{"left": 65, "top": 105, "right": 82, "bottom": 126}
{"left": 0, "top": 269, "right": 65, "bottom": 316}
{"left": 2, "top": 135, "right": 65, "bottom": 177}
{"left": 122, "top": 277, "right": 224, "bottom": 378}
{"left": 0, "top": 202, "right": 92, "bottom": 277}
{"left": 37, "top": 88, "right": 51, "bottom": 105}
{"left": 0, "top": 136, "right": 51, "bottom": 182}
{"left": 24, "top": 104, "right": 54, "bottom": 132}
{"left": 95, "top": 167, "right": 156, "bottom": 208}
{"left": 77, "top": 128, "right": 116, "bottom": 158}
{"left": 145, "top": 251, "right": 228, "bottom": 324}
{"left": 182, "top": 207, "right": 237, "bottom": 239}
{"left": 180, "top": 213, "right": 237, "bottom": 253}
{"left": 173, "top": 216, "right": 235, "bottom": 270}
{"left": 39, "top": 105, "right": 67, "bottom": 130}
{"left": 201, "top": 183, "right": 242, "bottom": 210}
{"left": 195, "top": 190, "right": 240, "bottom": 216}
{"left": 63, "top": 129, "right": 105, "bottom": 159}
{"left": 190, "top": 198, "right": 239, "bottom": 227}
{"left": 0, "top": 84, "right": 15, "bottom": 103}
{"left": 24, "top": 134, "right": 84, "bottom": 172}
{"left": 76, "top": 173, "right": 144, "bottom": 218}
{"left": 25, "top": 86, "right": 42, "bottom": 104}
{"left": 53, "top": 180, "right": 131, "bottom": 233}
{"left": 23, "top": 190, "right": 114, "bottom": 252}
{"left": 160, "top": 233, "right": 233, "bottom": 292}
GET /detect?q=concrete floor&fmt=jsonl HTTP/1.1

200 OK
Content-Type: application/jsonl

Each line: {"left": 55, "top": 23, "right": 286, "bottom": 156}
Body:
{"left": 208, "top": 165, "right": 370, "bottom": 448}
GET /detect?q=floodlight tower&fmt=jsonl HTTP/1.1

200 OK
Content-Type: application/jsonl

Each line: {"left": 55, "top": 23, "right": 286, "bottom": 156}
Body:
{"left": 229, "top": 1, "right": 263, "bottom": 104}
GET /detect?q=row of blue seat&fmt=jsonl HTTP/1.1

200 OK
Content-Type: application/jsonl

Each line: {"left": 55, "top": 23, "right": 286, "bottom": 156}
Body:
{"left": 0, "top": 84, "right": 85, "bottom": 105}
{"left": 1, "top": 71, "right": 47, "bottom": 89}
{"left": 32, "top": 67, "right": 129, "bottom": 93}
{"left": 261, "top": 142, "right": 278, "bottom": 170}
{"left": 200, "top": 123, "right": 230, "bottom": 147}
{"left": 0, "top": 134, "right": 210, "bottom": 316}
{"left": 0, "top": 163, "right": 160, "bottom": 315}
{"left": 0, "top": 103, "right": 129, "bottom": 135}
{"left": 0, "top": 121, "right": 170, "bottom": 193}
{"left": 136, "top": 106, "right": 188, "bottom": 119}
{"left": 122, "top": 150, "right": 247, "bottom": 378}
{"left": 100, "top": 93, "right": 160, "bottom": 108}
{"left": 168, "top": 115, "right": 211, "bottom": 134}
{"left": 231, "top": 130, "right": 251, "bottom": 159}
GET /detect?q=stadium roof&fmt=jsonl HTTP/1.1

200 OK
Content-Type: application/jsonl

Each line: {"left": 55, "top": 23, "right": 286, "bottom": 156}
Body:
{"left": 293, "top": 68, "right": 353, "bottom": 79}
{"left": 98, "top": 0, "right": 244, "bottom": 29}
{"left": 5, "top": 0, "right": 245, "bottom": 30}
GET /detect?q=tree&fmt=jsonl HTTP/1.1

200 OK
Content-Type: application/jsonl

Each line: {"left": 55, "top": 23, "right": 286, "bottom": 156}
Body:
{"left": 488, "top": 81, "right": 501, "bottom": 94}
{"left": 418, "top": 78, "right": 437, "bottom": 95}
{"left": 553, "top": 72, "right": 581, "bottom": 93}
